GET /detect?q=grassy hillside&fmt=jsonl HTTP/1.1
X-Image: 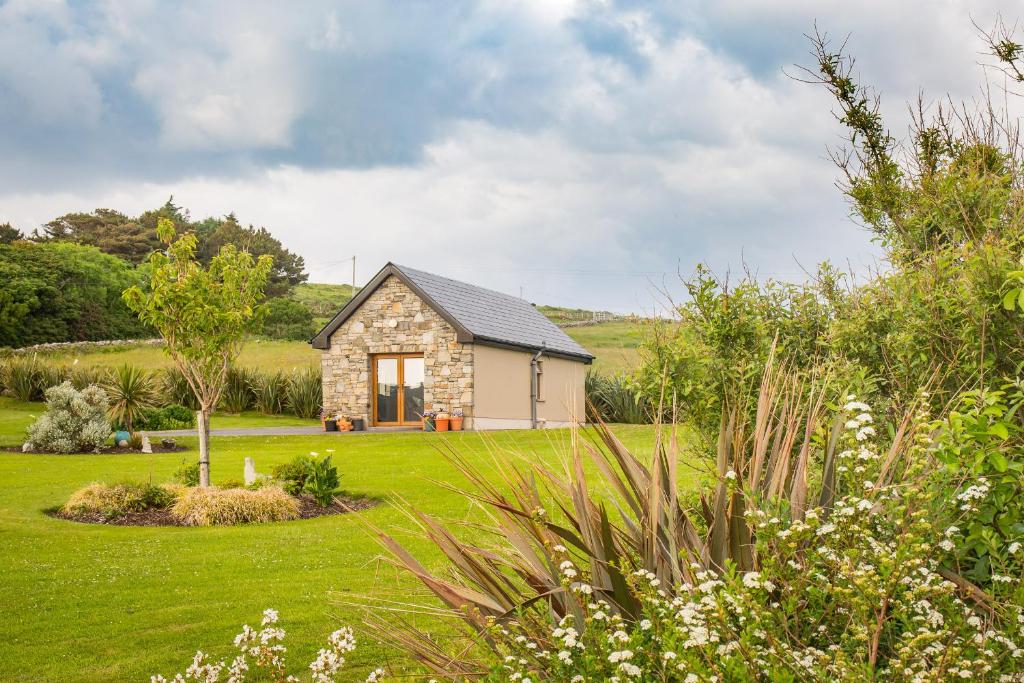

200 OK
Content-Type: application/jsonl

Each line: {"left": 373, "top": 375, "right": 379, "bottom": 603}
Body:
{"left": 568, "top": 320, "right": 644, "bottom": 373}
{"left": 290, "top": 282, "right": 358, "bottom": 328}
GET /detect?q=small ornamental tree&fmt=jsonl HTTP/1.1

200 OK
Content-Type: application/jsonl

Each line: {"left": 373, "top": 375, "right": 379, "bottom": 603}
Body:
{"left": 123, "top": 219, "right": 272, "bottom": 487}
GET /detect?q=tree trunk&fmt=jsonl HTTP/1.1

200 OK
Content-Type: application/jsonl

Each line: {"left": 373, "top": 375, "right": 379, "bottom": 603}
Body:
{"left": 197, "top": 408, "right": 211, "bottom": 488}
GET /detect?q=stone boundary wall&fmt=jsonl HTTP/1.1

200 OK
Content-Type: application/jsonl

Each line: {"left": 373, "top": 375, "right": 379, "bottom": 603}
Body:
{"left": 9, "top": 338, "right": 163, "bottom": 354}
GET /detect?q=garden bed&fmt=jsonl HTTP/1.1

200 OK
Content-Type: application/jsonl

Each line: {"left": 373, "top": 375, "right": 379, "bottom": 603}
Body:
{"left": 49, "top": 494, "right": 377, "bottom": 527}
{"left": 5, "top": 442, "right": 187, "bottom": 455}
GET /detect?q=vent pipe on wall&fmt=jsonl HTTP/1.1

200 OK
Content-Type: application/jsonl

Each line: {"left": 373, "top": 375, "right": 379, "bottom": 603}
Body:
{"left": 530, "top": 345, "right": 545, "bottom": 429}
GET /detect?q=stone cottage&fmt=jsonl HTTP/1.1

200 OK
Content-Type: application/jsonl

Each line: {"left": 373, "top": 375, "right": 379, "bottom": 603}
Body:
{"left": 310, "top": 263, "right": 594, "bottom": 430}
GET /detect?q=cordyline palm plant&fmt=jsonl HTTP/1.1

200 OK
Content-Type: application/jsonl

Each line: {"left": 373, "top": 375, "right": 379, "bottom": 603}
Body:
{"left": 354, "top": 360, "right": 928, "bottom": 676}
{"left": 103, "top": 364, "right": 158, "bottom": 431}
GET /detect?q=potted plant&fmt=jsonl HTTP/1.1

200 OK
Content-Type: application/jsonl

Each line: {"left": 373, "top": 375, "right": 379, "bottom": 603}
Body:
{"left": 435, "top": 410, "right": 450, "bottom": 432}
{"left": 422, "top": 410, "right": 437, "bottom": 432}
{"left": 450, "top": 408, "right": 464, "bottom": 431}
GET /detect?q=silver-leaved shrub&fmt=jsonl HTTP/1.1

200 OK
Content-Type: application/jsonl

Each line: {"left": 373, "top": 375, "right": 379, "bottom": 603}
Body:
{"left": 26, "top": 381, "right": 111, "bottom": 453}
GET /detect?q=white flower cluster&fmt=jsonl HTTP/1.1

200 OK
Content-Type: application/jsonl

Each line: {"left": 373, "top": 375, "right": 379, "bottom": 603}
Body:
{"left": 309, "top": 626, "right": 357, "bottom": 683}
{"left": 151, "top": 610, "right": 381, "bottom": 683}
{"left": 956, "top": 478, "right": 991, "bottom": 513}
{"left": 844, "top": 397, "right": 876, "bottom": 442}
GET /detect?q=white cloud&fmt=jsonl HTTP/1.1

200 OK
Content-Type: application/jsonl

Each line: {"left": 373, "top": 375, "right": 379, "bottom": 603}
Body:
{"left": 0, "top": 119, "right": 868, "bottom": 313}
{"left": 0, "top": 0, "right": 1016, "bottom": 312}
{"left": 132, "top": 28, "right": 305, "bottom": 150}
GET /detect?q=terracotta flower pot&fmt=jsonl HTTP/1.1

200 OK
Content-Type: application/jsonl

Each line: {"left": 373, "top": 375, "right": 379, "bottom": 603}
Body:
{"left": 435, "top": 417, "right": 450, "bottom": 432}
{"left": 450, "top": 416, "right": 464, "bottom": 431}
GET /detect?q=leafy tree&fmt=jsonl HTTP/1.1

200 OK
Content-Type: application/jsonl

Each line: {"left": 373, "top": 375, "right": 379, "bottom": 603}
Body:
{"left": 0, "top": 241, "right": 148, "bottom": 347}
{"left": 41, "top": 208, "right": 161, "bottom": 264}
{"left": 633, "top": 263, "right": 843, "bottom": 430}
{"left": 802, "top": 30, "right": 1024, "bottom": 405}
{"left": 195, "top": 214, "right": 308, "bottom": 296}
{"left": 123, "top": 219, "right": 273, "bottom": 487}
{"left": 0, "top": 222, "right": 21, "bottom": 244}
{"left": 260, "top": 297, "right": 316, "bottom": 340}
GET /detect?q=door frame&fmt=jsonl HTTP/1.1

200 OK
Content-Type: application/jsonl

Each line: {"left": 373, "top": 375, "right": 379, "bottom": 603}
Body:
{"left": 371, "top": 353, "right": 425, "bottom": 426}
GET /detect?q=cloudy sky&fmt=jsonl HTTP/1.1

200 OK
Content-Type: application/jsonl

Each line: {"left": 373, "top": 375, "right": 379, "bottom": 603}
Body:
{"left": 0, "top": 0, "right": 1018, "bottom": 312}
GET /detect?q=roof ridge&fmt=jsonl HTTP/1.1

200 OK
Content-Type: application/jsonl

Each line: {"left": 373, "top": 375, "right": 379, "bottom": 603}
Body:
{"left": 313, "top": 262, "right": 593, "bottom": 361}
{"left": 391, "top": 263, "right": 532, "bottom": 306}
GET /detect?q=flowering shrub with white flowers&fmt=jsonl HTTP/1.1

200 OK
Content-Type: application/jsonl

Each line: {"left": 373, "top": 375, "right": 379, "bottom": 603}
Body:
{"left": 931, "top": 388, "right": 1024, "bottom": 591}
{"left": 151, "top": 609, "right": 384, "bottom": 683}
{"left": 364, "top": 382, "right": 1024, "bottom": 681}
{"left": 479, "top": 399, "right": 1024, "bottom": 681}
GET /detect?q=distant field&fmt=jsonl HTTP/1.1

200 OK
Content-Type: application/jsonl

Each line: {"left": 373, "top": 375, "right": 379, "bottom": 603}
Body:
{"left": 25, "top": 340, "right": 320, "bottom": 371}
{"left": 568, "top": 320, "right": 644, "bottom": 373}
{"left": 16, "top": 316, "right": 645, "bottom": 375}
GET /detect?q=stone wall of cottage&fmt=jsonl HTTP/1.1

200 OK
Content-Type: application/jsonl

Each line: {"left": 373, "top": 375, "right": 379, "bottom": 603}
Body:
{"left": 320, "top": 276, "right": 473, "bottom": 423}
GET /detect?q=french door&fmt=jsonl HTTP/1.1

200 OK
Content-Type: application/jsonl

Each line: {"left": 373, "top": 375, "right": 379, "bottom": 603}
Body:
{"left": 372, "top": 354, "right": 425, "bottom": 426}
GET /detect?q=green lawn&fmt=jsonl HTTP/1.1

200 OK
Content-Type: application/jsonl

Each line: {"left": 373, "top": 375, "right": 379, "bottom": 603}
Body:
{"left": 0, "top": 405, "right": 680, "bottom": 681}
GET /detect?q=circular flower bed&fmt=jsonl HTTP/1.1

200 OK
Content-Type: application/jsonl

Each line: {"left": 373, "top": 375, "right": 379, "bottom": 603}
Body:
{"left": 51, "top": 481, "right": 376, "bottom": 527}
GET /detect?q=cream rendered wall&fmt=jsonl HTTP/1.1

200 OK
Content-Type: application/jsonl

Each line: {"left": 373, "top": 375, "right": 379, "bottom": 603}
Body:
{"left": 473, "top": 345, "right": 587, "bottom": 430}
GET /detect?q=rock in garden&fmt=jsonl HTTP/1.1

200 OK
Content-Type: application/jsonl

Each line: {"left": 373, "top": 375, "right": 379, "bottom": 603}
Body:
{"left": 141, "top": 436, "right": 152, "bottom": 454}
{"left": 21, "top": 442, "right": 32, "bottom": 453}
{"left": 160, "top": 438, "right": 176, "bottom": 449}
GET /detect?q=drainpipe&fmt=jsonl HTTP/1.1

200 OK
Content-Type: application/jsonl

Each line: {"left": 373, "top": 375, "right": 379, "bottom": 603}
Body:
{"left": 530, "top": 345, "right": 545, "bottom": 429}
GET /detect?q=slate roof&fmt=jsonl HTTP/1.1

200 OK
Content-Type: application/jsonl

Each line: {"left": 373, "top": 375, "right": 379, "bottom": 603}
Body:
{"left": 310, "top": 262, "right": 594, "bottom": 362}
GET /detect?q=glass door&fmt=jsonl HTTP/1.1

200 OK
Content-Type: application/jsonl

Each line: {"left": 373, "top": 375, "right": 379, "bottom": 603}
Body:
{"left": 402, "top": 356, "right": 425, "bottom": 423}
{"left": 374, "top": 357, "right": 400, "bottom": 424}
{"left": 373, "top": 354, "right": 424, "bottom": 425}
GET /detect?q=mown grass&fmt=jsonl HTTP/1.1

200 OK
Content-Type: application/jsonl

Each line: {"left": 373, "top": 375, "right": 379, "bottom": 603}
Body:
{"left": 0, "top": 424, "right": 674, "bottom": 681}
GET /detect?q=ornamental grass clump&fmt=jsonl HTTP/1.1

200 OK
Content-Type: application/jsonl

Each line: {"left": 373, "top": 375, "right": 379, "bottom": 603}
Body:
{"left": 220, "top": 366, "right": 256, "bottom": 414}
{"left": 26, "top": 381, "right": 111, "bottom": 453}
{"left": 286, "top": 367, "right": 322, "bottom": 419}
{"left": 4, "top": 357, "right": 47, "bottom": 401}
{"left": 62, "top": 482, "right": 178, "bottom": 521}
{"left": 171, "top": 485, "right": 299, "bottom": 526}
{"left": 250, "top": 369, "right": 288, "bottom": 415}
